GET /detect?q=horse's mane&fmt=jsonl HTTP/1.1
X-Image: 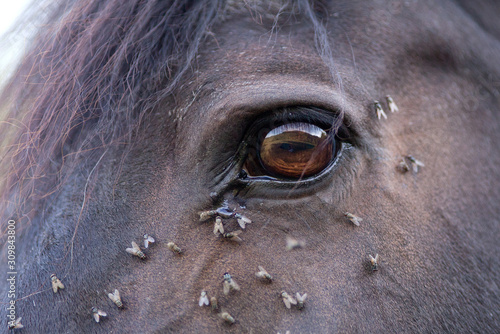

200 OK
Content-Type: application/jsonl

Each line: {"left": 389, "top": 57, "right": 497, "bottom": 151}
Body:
{"left": 0, "top": 0, "right": 332, "bottom": 223}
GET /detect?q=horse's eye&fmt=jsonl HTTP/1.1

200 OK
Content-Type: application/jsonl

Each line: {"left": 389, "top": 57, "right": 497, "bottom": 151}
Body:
{"left": 243, "top": 122, "right": 339, "bottom": 180}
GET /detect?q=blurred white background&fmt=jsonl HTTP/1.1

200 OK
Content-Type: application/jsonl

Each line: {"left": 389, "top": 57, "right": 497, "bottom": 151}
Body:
{"left": 0, "top": 0, "right": 35, "bottom": 87}
{"left": 0, "top": 1, "right": 31, "bottom": 36}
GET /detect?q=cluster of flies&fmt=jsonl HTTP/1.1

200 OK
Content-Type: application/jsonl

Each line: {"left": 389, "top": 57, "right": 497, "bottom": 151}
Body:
{"left": 198, "top": 267, "right": 307, "bottom": 325}
{"left": 8, "top": 272, "right": 126, "bottom": 329}
{"left": 91, "top": 232, "right": 184, "bottom": 324}
{"left": 10, "top": 224, "right": 188, "bottom": 329}
{"left": 46, "top": 272, "right": 124, "bottom": 325}
{"left": 374, "top": 96, "right": 425, "bottom": 174}
{"left": 9, "top": 198, "right": 380, "bottom": 330}
{"left": 13, "top": 147, "right": 383, "bottom": 330}
{"left": 91, "top": 233, "right": 167, "bottom": 323}
{"left": 374, "top": 95, "right": 399, "bottom": 120}
{"left": 188, "top": 97, "right": 387, "bottom": 330}
{"left": 90, "top": 288, "right": 125, "bottom": 323}
{"left": 196, "top": 206, "right": 257, "bottom": 326}
{"left": 11, "top": 232, "right": 173, "bottom": 329}
{"left": 199, "top": 206, "right": 252, "bottom": 242}
{"left": 8, "top": 272, "right": 122, "bottom": 328}
{"left": 195, "top": 206, "right": 380, "bottom": 325}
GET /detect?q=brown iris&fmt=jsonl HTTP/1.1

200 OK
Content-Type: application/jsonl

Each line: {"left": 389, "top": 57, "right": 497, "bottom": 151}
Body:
{"left": 258, "top": 122, "right": 333, "bottom": 179}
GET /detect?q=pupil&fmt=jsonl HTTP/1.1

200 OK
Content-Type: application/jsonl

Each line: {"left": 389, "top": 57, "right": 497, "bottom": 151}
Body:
{"left": 279, "top": 142, "right": 315, "bottom": 152}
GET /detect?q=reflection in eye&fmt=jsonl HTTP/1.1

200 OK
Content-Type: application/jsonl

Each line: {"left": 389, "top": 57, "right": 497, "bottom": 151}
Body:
{"left": 244, "top": 122, "right": 338, "bottom": 180}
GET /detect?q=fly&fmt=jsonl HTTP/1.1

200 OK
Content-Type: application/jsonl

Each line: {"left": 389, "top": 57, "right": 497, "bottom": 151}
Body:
{"left": 223, "top": 273, "right": 240, "bottom": 295}
{"left": 386, "top": 95, "right": 399, "bottom": 112}
{"left": 199, "top": 209, "right": 217, "bottom": 222}
{"left": 199, "top": 291, "right": 209, "bottom": 307}
{"left": 223, "top": 230, "right": 242, "bottom": 242}
{"left": 91, "top": 307, "right": 107, "bottom": 323}
{"left": 235, "top": 213, "right": 251, "bottom": 229}
{"left": 214, "top": 216, "right": 224, "bottom": 235}
{"left": 126, "top": 241, "right": 146, "bottom": 259}
{"left": 344, "top": 212, "right": 363, "bottom": 226}
{"left": 8, "top": 317, "right": 23, "bottom": 330}
{"left": 108, "top": 289, "right": 123, "bottom": 308}
{"left": 211, "top": 297, "right": 218, "bottom": 311}
{"left": 407, "top": 155, "right": 425, "bottom": 173}
{"left": 286, "top": 236, "right": 305, "bottom": 250}
{"left": 281, "top": 291, "right": 297, "bottom": 309}
{"left": 167, "top": 242, "right": 182, "bottom": 254}
{"left": 50, "top": 274, "right": 65, "bottom": 293}
{"left": 143, "top": 234, "right": 155, "bottom": 248}
{"left": 255, "top": 265, "right": 272, "bottom": 282}
{"left": 374, "top": 101, "right": 387, "bottom": 120}
{"left": 369, "top": 254, "right": 380, "bottom": 272}
{"left": 296, "top": 292, "right": 308, "bottom": 309}
{"left": 219, "top": 311, "right": 235, "bottom": 324}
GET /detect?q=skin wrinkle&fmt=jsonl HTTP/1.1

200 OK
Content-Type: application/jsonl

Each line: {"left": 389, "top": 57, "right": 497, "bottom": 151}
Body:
{"left": 1, "top": 0, "right": 500, "bottom": 333}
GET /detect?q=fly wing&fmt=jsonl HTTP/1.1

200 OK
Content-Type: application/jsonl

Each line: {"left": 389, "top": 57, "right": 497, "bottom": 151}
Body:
{"left": 236, "top": 216, "right": 251, "bottom": 229}
{"left": 296, "top": 292, "right": 307, "bottom": 302}
{"left": 223, "top": 281, "right": 230, "bottom": 295}
{"left": 230, "top": 279, "right": 240, "bottom": 291}
{"left": 127, "top": 241, "right": 142, "bottom": 255}
{"left": 236, "top": 217, "right": 246, "bottom": 229}
{"left": 228, "top": 232, "right": 242, "bottom": 242}
{"left": 52, "top": 278, "right": 64, "bottom": 292}
{"left": 412, "top": 163, "right": 419, "bottom": 173}
{"left": 145, "top": 235, "right": 155, "bottom": 248}
{"left": 108, "top": 289, "right": 120, "bottom": 302}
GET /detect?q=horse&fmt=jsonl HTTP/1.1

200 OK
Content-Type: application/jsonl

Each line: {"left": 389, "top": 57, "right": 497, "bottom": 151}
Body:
{"left": 1, "top": 0, "right": 499, "bottom": 332}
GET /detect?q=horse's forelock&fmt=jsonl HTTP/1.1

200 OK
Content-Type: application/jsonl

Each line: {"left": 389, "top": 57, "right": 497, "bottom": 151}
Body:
{"left": 0, "top": 0, "right": 219, "bottom": 217}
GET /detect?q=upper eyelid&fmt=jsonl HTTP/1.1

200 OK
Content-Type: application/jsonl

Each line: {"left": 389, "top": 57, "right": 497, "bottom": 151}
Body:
{"left": 191, "top": 80, "right": 362, "bottom": 155}
{"left": 244, "top": 106, "right": 341, "bottom": 131}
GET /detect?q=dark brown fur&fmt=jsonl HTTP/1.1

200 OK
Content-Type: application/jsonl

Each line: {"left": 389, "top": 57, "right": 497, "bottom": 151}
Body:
{"left": 1, "top": 0, "right": 500, "bottom": 332}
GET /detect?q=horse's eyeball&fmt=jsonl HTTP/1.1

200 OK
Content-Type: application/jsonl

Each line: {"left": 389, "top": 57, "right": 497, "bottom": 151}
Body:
{"left": 246, "top": 122, "right": 336, "bottom": 179}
